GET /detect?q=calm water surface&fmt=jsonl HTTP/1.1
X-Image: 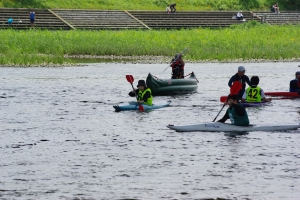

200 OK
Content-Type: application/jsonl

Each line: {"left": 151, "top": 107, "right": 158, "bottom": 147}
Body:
{"left": 0, "top": 62, "right": 300, "bottom": 200}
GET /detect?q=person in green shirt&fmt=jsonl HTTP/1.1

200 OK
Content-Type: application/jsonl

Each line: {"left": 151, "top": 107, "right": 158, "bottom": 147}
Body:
{"left": 218, "top": 95, "right": 249, "bottom": 126}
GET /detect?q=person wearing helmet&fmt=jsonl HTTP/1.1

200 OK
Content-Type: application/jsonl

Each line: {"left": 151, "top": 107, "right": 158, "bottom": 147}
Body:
{"left": 170, "top": 53, "right": 185, "bottom": 79}
{"left": 242, "top": 76, "right": 271, "bottom": 102}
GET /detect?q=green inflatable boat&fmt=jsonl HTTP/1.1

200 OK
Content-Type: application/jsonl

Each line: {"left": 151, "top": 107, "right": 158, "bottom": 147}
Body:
{"left": 146, "top": 72, "right": 199, "bottom": 95}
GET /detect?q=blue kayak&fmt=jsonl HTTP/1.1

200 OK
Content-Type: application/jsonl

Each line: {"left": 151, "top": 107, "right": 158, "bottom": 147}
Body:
{"left": 114, "top": 100, "right": 171, "bottom": 112}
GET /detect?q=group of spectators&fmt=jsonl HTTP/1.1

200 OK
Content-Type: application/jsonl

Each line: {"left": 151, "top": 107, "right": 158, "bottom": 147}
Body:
{"left": 234, "top": 2, "right": 280, "bottom": 21}
{"left": 7, "top": 10, "right": 35, "bottom": 28}
{"left": 166, "top": 4, "right": 176, "bottom": 14}
{"left": 167, "top": 2, "right": 281, "bottom": 17}
{"left": 271, "top": 3, "right": 280, "bottom": 13}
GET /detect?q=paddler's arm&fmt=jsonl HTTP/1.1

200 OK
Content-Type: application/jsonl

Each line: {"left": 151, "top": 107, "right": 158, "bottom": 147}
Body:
{"left": 245, "top": 76, "right": 252, "bottom": 87}
{"left": 241, "top": 91, "right": 246, "bottom": 102}
{"left": 228, "top": 76, "right": 235, "bottom": 88}
{"left": 217, "top": 110, "right": 229, "bottom": 123}
{"left": 128, "top": 89, "right": 138, "bottom": 97}
{"left": 260, "top": 89, "right": 271, "bottom": 102}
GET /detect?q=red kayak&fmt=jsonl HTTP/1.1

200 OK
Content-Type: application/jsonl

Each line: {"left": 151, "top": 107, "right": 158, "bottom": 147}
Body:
{"left": 264, "top": 92, "right": 299, "bottom": 97}
{"left": 220, "top": 92, "right": 299, "bottom": 103}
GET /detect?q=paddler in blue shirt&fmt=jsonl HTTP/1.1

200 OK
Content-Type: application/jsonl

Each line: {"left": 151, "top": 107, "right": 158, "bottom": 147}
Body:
{"left": 128, "top": 80, "right": 153, "bottom": 106}
{"left": 228, "top": 66, "right": 251, "bottom": 99}
{"left": 242, "top": 76, "right": 271, "bottom": 102}
{"left": 289, "top": 71, "right": 300, "bottom": 94}
{"left": 217, "top": 95, "right": 250, "bottom": 126}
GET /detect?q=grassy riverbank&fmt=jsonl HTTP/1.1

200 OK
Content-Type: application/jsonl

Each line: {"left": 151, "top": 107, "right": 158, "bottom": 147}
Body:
{"left": 1, "top": 0, "right": 299, "bottom": 11}
{"left": 1, "top": 22, "right": 300, "bottom": 66}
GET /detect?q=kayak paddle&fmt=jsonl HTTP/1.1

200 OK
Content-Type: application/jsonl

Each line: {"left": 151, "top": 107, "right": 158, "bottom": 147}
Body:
{"left": 162, "top": 48, "right": 188, "bottom": 72}
{"left": 212, "top": 81, "right": 242, "bottom": 122}
{"left": 125, "top": 75, "right": 145, "bottom": 111}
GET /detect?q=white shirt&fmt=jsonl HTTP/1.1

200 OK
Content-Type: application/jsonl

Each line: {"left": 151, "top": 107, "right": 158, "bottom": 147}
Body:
{"left": 237, "top": 12, "right": 243, "bottom": 17}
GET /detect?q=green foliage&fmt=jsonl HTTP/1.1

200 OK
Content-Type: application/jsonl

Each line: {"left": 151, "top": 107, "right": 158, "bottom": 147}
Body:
{"left": 0, "top": 26, "right": 299, "bottom": 65}
{"left": 229, "top": 20, "right": 262, "bottom": 29}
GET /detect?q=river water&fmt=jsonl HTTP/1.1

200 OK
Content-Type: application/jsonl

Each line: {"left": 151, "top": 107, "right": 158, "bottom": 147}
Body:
{"left": 0, "top": 62, "right": 299, "bottom": 200}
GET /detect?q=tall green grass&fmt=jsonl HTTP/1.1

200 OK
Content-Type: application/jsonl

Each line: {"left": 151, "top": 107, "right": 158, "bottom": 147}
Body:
{"left": 0, "top": 23, "right": 299, "bottom": 65}
{"left": 1, "top": 0, "right": 298, "bottom": 11}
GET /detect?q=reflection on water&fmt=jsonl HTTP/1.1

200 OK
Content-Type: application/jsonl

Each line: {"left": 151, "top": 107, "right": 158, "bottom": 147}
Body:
{"left": 0, "top": 62, "right": 300, "bottom": 199}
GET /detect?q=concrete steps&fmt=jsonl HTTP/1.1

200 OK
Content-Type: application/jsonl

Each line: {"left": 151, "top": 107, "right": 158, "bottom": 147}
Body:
{"left": 128, "top": 11, "right": 259, "bottom": 29}
{"left": 253, "top": 11, "right": 300, "bottom": 24}
{"left": 1, "top": 8, "right": 299, "bottom": 30}
{"left": 52, "top": 10, "right": 147, "bottom": 30}
{"left": 0, "top": 8, "right": 72, "bottom": 30}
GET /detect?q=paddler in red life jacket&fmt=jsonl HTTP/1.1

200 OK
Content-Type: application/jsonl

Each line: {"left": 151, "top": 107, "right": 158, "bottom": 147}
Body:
{"left": 217, "top": 95, "right": 250, "bottom": 126}
{"left": 242, "top": 76, "right": 271, "bottom": 102}
{"left": 289, "top": 71, "right": 300, "bottom": 94}
{"left": 170, "top": 53, "right": 185, "bottom": 79}
{"left": 128, "top": 80, "right": 153, "bottom": 106}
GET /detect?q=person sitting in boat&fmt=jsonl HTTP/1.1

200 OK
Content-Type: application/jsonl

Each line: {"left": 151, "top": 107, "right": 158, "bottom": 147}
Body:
{"left": 228, "top": 66, "right": 251, "bottom": 99}
{"left": 289, "top": 71, "right": 300, "bottom": 94}
{"left": 217, "top": 95, "right": 249, "bottom": 126}
{"left": 128, "top": 80, "right": 153, "bottom": 106}
{"left": 242, "top": 76, "right": 271, "bottom": 102}
{"left": 170, "top": 53, "right": 185, "bottom": 79}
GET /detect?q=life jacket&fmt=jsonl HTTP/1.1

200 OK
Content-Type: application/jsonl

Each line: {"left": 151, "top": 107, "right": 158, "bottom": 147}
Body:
{"left": 246, "top": 86, "right": 262, "bottom": 102}
{"left": 171, "top": 60, "right": 184, "bottom": 79}
{"left": 171, "top": 60, "right": 184, "bottom": 70}
{"left": 227, "top": 104, "right": 249, "bottom": 126}
{"left": 137, "top": 88, "right": 152, "bottom": 106}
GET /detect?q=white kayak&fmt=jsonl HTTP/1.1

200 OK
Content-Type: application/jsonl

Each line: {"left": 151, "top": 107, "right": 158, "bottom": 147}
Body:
{"left": 114, "top": 100, "right": 171, "bottom": 112}
{"left": 167, "top": 122, "right": 300, "bottom": 132}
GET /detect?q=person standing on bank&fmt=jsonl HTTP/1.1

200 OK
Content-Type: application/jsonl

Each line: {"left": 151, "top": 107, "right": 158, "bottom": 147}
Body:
{"left": 128, "top": 80, "right": 153, "bottom": 106}
{"left": 228, "top": 66, "right": 251, "bottom": 99}
{"left": 217, "top": 95, "right": 250, "bottom": 126}
{"left": 170, "top": 53, "right": 185, "bottom": 79}
{"left": 29, "top": 10, "right": 35, "bottom": 28}
{"left": 242, "top": 76, "right": 271, "bottom": 102}
{"left": 289, "top": 71, "right": 300, "bottom": 94}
